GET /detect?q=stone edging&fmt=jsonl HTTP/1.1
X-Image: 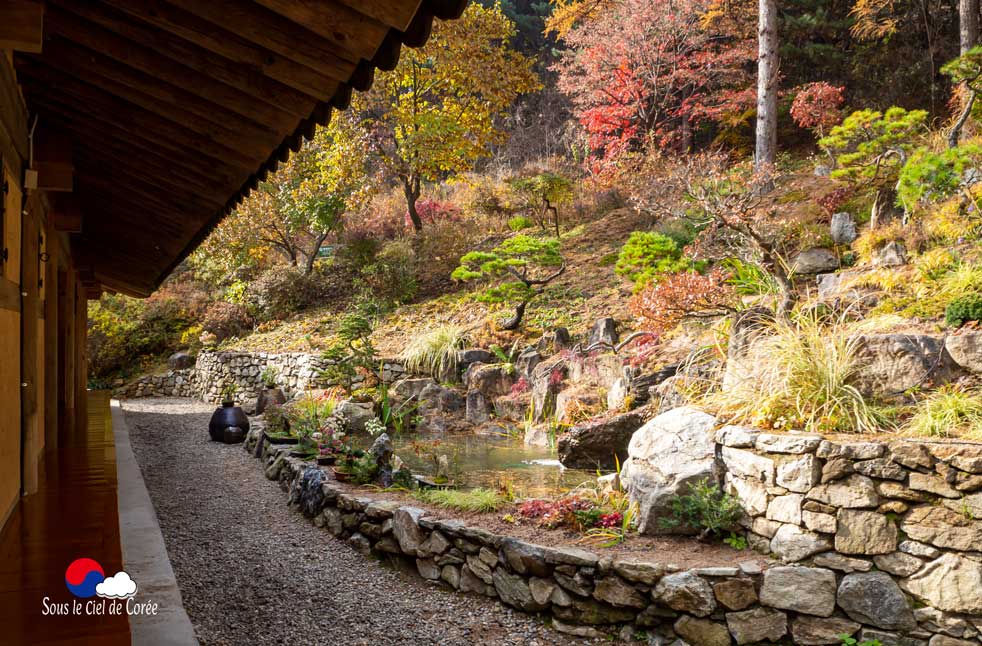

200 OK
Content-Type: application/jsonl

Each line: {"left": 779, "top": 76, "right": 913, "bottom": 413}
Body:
{"left": 244, "top": 424, "right": 982, "bottom": 645}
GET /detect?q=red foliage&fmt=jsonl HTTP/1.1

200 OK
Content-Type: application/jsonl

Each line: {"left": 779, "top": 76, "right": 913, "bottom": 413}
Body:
{"left": 629, "top": 269, "right": 734, "bottom": 341}
{"left": 404, "top": 199, "right": 462, "bottom": 228}
{"left": 517, "top": 496, "right": 594, "bottom": 529}
{"left": 816, "top": 186, "right": 853, "bottom": 216}
{"left": 597, "top": 512, "right": 623, "bottom": 528}
{"left": 510, "top": 376, "right": 530, "bottom": 396}
{"left": 790, "top": 82, "right": 845, "bottom": 134}
{"left": 554, "top": 0, "right": 755, "bottom": 173}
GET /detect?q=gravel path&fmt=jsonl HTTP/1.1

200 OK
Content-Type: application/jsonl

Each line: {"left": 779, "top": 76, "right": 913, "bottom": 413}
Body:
{"left": 123, "top": 398, "right": 605, "bottom": 646}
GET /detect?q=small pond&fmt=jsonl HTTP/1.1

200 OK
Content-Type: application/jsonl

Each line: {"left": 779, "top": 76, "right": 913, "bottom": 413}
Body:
{"left": 361, "top": 430, "right": 603, "bottom": 498}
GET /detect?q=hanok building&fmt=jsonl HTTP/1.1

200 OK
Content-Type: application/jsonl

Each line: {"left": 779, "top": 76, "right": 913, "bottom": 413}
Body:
{"left": 0, "top": 1, "right": 464, "bottom": 642}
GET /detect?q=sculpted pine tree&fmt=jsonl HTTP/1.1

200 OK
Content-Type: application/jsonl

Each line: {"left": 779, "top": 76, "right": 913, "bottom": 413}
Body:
{"left": 452, "top": 236, "right": 566, "bottom": 330}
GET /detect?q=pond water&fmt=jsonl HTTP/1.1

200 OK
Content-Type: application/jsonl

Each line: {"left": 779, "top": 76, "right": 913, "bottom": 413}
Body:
{"left": 370, "top": 430, "right": 603, "bottom": 498}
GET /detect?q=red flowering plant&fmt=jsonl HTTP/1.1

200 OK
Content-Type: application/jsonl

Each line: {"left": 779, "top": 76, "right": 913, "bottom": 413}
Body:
{"left": 403, "top": 199, "right": 461, "bottom": 229}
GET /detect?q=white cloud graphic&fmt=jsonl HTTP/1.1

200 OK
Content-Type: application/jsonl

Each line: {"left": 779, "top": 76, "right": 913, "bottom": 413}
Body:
{"left": 96, "top": 571, "right": 137, "bottom": 599}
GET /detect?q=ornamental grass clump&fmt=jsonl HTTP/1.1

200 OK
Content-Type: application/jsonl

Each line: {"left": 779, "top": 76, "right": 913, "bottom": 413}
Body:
{"left": 904, "top": 385, "right": 982, "bottom": 440}
{"left": 399, "top": 324, "right": 468, "bottom": 380}
{"left": 708, "top": 310, "right": 885, "bottom": 434}
{"left": 414, "top": 487, "right": 509, "bottom": 513}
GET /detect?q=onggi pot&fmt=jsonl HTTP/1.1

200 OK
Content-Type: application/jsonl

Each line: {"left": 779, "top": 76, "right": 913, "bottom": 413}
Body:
{"left": 209, "top": 402, "right": 250, "bottom": 443}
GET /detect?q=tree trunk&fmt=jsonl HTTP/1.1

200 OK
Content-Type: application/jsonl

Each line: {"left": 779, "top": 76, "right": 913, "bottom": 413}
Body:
{"left": 302, "top": 231, "right": 331, "bottom": 275}
{"left": 961, "top": 0, "right": 980, "bottom": 54}
{"left": 501, "top": 301, "right": 528, "bottom": 331}
{"left": 402, "top": 178, "right": 423, "bottom": 232}
{"left": 949, "top": 89, "right": 978, "bottom": 148}
{"left": 754, "top": 0, "right": 779, "bottom": 172}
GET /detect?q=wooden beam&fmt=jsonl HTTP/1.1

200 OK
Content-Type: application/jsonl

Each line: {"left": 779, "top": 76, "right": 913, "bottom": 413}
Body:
{"left": 48, "top": 1, "right": 318, "bottom": 115}
{"left": 17, "top": 59, "right": 278, "bottom": 162}
{"left": 0, "top": 1, "right": 44, "bottom": 53}
{"left": 184, "top": 0, "right": 388, "bottom": 66}
{"left": 49, "top": 195, "right": 82, "bottom": 233}
{"left": 31, "top": 37, "right": 284, "bottom": 145}
{"left": 41, "top": 6, "right": 302, "bottom": 132}
{"left": 332, "top": 0, "right": 423, "bottom": 32}
{"left": 103, "top": 0, "right": 352, "bottom": 98}
{"left": 32, "top": 129, "right": 75, "bottom": 192}
{"left": 23, "top": 86, "right": 262, "bottom": 172}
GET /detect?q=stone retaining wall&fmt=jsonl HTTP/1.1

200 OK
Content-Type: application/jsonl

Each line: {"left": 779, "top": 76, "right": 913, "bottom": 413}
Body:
{"left": 116, "top": 350, "right": 406, "bottom": 406}
{"left": 245, "top": 424, "right": 982, "bottom": 644}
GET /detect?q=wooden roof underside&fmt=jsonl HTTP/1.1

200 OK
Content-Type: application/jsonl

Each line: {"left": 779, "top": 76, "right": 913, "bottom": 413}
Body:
{"left": 14, "top": 0, "right": 467, "bottom": 296}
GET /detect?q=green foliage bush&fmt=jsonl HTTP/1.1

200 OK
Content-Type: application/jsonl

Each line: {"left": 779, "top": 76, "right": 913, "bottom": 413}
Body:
{"left": 659, "top": 478, "right": 742, "bottom": 538}
{"left": 357, "top": 239, "right": 418, "bottom": 309}
{"left": 897, "top": 145, "right": 982, "bottom": 211}
{"left": 819, "top": 107, "right": 928, "bottom": 186}
{"left": 945, "top": 294, "right": 982, "bottom": 327}
{"left": 508, "top": 215, "right": 534, "bottom": 231}
{"left": 615, "top": 231, "right": 701, "bottom": 288}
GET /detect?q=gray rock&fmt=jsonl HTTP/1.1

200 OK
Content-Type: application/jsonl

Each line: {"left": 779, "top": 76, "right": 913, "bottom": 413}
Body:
{"left": 836, "top": 572, "right": 916, "bottom": 630}
{"left": 909, "top": 473, "right": 961, "bottom": 498}
{"left": 852, "top": 334, "right": 960, "bottom": 399}
{"left": 492, "top": 568, "right": 547, "bottom": 612}
{"left": 767, "top": 493, "right": 804, "bottom": 525}
{"left": 759, "top": 566, "right": 836, "bottom": 617}
{"left": 900, "top": 505, "right": 982, "bottom": 551}
{"left": 811, "top": 552, "right": 872, "bottom": 573}
{"left": 729, "top": 475, "right": 769, "bottom": 517}
{"left": 793, "top": 248, "right": 840, "bottom": 274}
{"left": 945, "top": 332, "right": 982, "bottom": 373}
{"left": 441, "top": 564, "right": 460, "bottom": 589}
{"left": 417, "top": 384, "right": 464, "bottom": 415}
{"left": 621, "top": 407, "right": 718, "bottom": 535}
{"left": 499, "top": 538, "right": 552, "bottom": 577}
{"left": 803, "top": 510, "right": 837, "bottom": 534}
{"left": 860, "top": 629, "right": 929, "bottom": 646}
{"left": 877, "top": 480, "right": 930, "bottom": 502}
{"left": 755, "top": 433, "right": 823, "bottom": 454}
{"left": 902, "top": 553, "right": 982, "bottom": 614}
{"left": 515, "top": 348, "right": 541, "bottom": 380}
{"left": 712, "top": 577, "right": 757, "bottom": 611}
{"left": 874, "top": 240, "right": 908, "bottom": 267}
{"left": 347, "top": 533, "right": 371, "bottom": 555}
{"left": 821, "top": 458, "right": 854, "bottom": 483}
{"left": 873, "top": 552, "right": 924, "bottom": 577}
{"left": 770, "top": 523, "right": 833, "bottom": 562}
{"left": 652, "top": 571, "right": 716, "bottom": 617}
{"left": 777, "top": 454, "right": 822, "bottom": 492}
{"left": 459, "top": 565, "right": 495, "bottom": 596}
{"left": 588, "top": 317, "right": 619, "bottom": 347}
{"left": 168, "top": 350, "right": 193, "bottom": 370}
{"left": 791, "top": 616, "right": 862, "bottom": 645}
{"left": 831, "top": 212, "right": 858, "bottom": 244}
{"left": 898, "top": 539, "right": 941, "bottom": 559}
{"left": 465, "top": 390, "right": 490, "bottom": 424}
{"left": 558, "top": 409, "right": 645, "bottom": 469}
{"left": 457, "top": 348, "right": 496, "bottom": 374}
{"left": 853, "top": 458, "right": 907, "bottom": 481}
{"left": 942, "top": 491, "right": 982, "bottom": 518}
{"left": 537, "top": 327, "right": 571, "bottom": 354}
{"left": 391, "top": 377, "right": 436, "bottom": 401}
{"left": 416, "top": 558, "right": 441, "bottom": 580}
{"left": 726, "top": 607, "right": 787, "bottom": 645}
{"left": 528, "top": 577, "right": 555, "bottom": 606}
{"left": 674, "top": 616, "right": 731, "bottom": 646}
{"left": 806, "top": 474, "right": 880, "bottom": 508}
{"left": 612, "top": 559, "right": 673, "bottom": 586}
{"left": 817, "top": 441, "right": 886, "bottom": 460}
{"left": 888, "top": 442, "right": 935, "bottom": 470}
{"left": 392, "top": 506, "right": 426, "bottom": 555}
{"left": 552, "top": 598, "right": 635, "bottom": 625}
{"left": 552, "top": 620, "right": 604, "bottom": 639}
{"left": 835, "top": 509, "right": 898, "bottom": 555}
{"left": 716, "top": 425, "right": 759, "bottom": 448}
{"left": 721, "top": 446, "right": 775, "bottom": 483}
{"left": 593, "top": 576, "right": 647, "bottom": 608}
{"left": 927, "top": 637, "right": 977, "bottom": 646}
{"left": 336, "top": 400, "right": 375, "bottom": 432}
{"left": 464, "top": 362, "right": 516, "bottom": 398}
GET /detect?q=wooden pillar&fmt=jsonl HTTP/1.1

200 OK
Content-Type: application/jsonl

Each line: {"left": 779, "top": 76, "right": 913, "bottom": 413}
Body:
{"left": 42, "top": 226, "right": 57, "bottom": 452}
{"left": 74, "top": 275, "right": 86, "bottom": 436}
{"left": 19, "top": 206, "right": 39, "bottom": 495}
{"left": 57, "top": 268, "right": 74, "bottom": 440}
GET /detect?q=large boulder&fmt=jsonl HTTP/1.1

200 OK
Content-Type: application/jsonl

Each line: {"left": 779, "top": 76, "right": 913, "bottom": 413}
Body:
{"left": 464, "top": 363, "right": 516, "bottom": 399}
{"left": 336, "top": 400, "right": 375, "bottom": 432}
{"left": 792, "top": 248, "right": 839, "bottom": 274}
{"left": 168, "top": 350, "right": 193, "bottom": 370}
{"left": 851, "top": 334, "right": 962, "bottom": 398}
{"left": 558, "top": 409, "right": 646, "bottom": 469}
{"left": 945, "top": 331, "right": 982, "bottom": 373}
{"left": 620, "top": 407, "right": 718, "bottom": 535}
{"left": 457, "top": 348, "right": 496, "bottom": 376}
{"left": 416, "top": 383, "right": 464, "bottom": 415}
{"left": 831, "top": 212, "right": 858, "bottom": 245}
{"left": 588, "top": 317, "right": 619, "bottom": 347}
{"left": 901, "top": 553, "right": 982, "bottom": 614}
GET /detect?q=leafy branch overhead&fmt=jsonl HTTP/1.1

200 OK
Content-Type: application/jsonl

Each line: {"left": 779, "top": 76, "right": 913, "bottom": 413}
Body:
{"left": 452, "top": 235, "right": 566, "bottom": 330}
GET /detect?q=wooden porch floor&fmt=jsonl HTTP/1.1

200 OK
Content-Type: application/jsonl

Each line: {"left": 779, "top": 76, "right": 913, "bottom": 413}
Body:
{"left": 0, "top": 391, "right": 130, "bottom": 645}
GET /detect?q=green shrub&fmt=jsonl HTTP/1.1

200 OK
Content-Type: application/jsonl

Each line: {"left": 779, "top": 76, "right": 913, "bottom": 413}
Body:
{"left": 659, "top": 478, "right": 742, "bottom": 538}
{"left": 897, "top": 144, "right": 982, "bottom": 212}
{"left": 358, "top": 239, "right": 418, "bottom": 309}
{"left": 615, "top": 231, "right": 700, "bottom": 288}
{"left": 945, "top": 294, "right": 982, "bottom": 327}
{"left": 508, "top": 215, "right": 534, "bottom": 231}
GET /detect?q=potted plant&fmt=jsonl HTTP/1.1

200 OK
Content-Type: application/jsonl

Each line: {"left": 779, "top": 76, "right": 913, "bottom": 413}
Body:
{"left": 209, "top": 383, "right": 250, "bottom": 443}
{"left": 262, "top": 403, "right": 297, "bottom": 444}
{"left": 332, "top": 447, "right": 367, "bottom": 483}
{"left": 315, "top": 415, "right": 347, "bottom": 465}
{"left": 256, "top": 366, "right": 287, "bottom": 415}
